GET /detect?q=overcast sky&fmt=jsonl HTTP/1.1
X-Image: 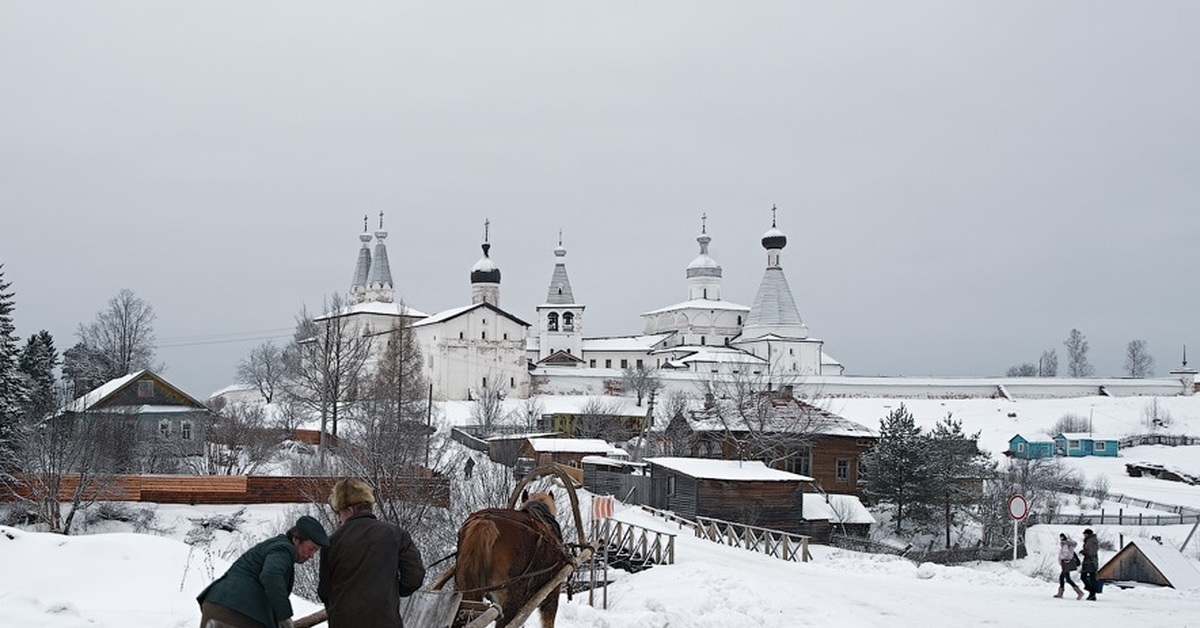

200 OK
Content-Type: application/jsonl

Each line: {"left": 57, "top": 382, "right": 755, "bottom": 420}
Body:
{"left": 3, "top": 2, "right": 1198, "bottom": 398}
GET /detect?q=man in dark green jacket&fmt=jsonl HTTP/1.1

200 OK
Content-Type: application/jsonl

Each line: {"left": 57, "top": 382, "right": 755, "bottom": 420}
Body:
{"left": 319, "top": 478, "right": 425, "bottom": 628}
{"left": 197, "top": 515, "right": 330, "bottom": 628}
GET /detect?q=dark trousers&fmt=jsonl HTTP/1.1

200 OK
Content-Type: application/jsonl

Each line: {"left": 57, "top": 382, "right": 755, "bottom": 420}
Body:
{"left": 1058, "top": 566, "right": 1078, "bottom": 587}
{"left": 1081, "top": 568, "right": 1098, "bottom": 593}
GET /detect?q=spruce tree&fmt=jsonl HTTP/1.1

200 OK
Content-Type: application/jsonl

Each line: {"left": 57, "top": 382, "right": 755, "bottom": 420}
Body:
{"left": 0, "top": 264, "right": 30, "bottom": 473}
{"left": 19, "top": 330, "right": 59, "bottom": 421}
{"left": 861, "top": 403, "right": 929, "bottom": 533}
{"left": 926, "top": 415, "right": 993, "bottom": 548}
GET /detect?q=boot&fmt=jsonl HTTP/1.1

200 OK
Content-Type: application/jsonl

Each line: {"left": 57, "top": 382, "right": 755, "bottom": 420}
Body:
{"left": 1072, "top": 584, "right": 1084, "bottom": 600}
{"left": 1087, "top": 592, "right": 1097, "bottom": 601}
{"left": 1053, "top": 585, "right": 1064, "bottom": 598}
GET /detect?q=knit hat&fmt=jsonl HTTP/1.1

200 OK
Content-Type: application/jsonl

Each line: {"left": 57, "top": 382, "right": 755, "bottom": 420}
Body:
{"left": 329, "top": 478, "right": 376, "bottom": 512}
{"left": 294, "top": 515, "right": 330, "bottom": 548}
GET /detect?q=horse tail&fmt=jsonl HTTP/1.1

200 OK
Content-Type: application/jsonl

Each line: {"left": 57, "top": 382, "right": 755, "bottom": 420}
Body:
{"left": 456, "top": 516, "right": 501, "bottom": 596}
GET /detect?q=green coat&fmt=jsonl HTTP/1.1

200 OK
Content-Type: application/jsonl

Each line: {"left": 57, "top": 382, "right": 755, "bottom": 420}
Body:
{"left": 197, "top": 534, "right": 297, "bottom": 627}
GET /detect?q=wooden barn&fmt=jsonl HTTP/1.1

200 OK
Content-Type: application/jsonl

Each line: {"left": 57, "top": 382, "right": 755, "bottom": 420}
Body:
{"left": 486, "top": 431, "right": 558, "bottom": 466}
{"left": 1098, "top": 540, "right": 1200, "bottom": 590}
{"left": 800, "top": 493, "right": 876, "bottom": 541}
{"left": 662, "top": 388, "right": 876, "bottom": 496}
{"left": 645, "top": 457, "right": 811, "bottom": 534}
{"left": 1007, "top": 434, "right": 1056, "bottom": 459}
{"left": 520, "top": 437, "right": 623, "bottom": 469}
{"left": 581, "top": 455, "right": 649, "bottom": 504}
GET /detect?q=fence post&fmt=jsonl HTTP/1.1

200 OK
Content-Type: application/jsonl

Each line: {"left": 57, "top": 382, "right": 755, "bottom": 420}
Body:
{"left": 781, "top": 535, "right": 789, "bottom": 561}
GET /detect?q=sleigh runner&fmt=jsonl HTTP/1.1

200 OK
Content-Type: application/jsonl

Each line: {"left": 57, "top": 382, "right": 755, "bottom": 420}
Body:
{"left": 295, "top": 465, "right": 596, "bottom": 628}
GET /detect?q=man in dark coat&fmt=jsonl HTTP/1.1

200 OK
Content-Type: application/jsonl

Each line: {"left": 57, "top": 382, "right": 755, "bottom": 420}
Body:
{"left": 197, "top": 515, "right": 330, "bottom": 628}
{"left": 319, "top": 478, "right": 426, "bottom": 628}
{"left": 1080, "top": 528, "right": 1100, "bottom": 601}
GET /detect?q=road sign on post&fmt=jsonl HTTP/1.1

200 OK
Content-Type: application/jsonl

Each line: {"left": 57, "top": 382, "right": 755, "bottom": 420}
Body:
{"left": 1008, "top": 495, "right": 1028, "bottom": 561}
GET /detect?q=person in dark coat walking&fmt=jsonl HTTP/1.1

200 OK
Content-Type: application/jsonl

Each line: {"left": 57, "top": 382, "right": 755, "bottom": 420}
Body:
{"left": 1054, "top": 532, "right": 1084, "bottom": 600}
{"left": 318, "top": 478, "right": 426, "bottom": 628}
{"left": 1080, "top": 528, "right": 1100, "bottom": 601}
{"left": 197, "top": 515, "right": 330, "bottom": 628}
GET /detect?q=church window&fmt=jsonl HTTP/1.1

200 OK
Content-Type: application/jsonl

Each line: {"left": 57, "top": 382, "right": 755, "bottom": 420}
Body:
{"left": 636, "top": 359, "right": 643, "bottom": 368}
{"left": 700, "top": 336, "right": 706, "bottom": 345}
{"left": 589, "top": 360, "right": 596, "bottom": 368}
{"left": 789, "top": 348, "right": 794, "bottom": 356}
{"left": 703, "top": 288, "right": 707, "bottom": 298}
{"left": 605, "top": 359, "right": 612, "bottom": 368}
{"left": 503, "top": 333, "right": 508, "bottom": 340}
{"left": 792, "top": 362, "right": 797, "bottom": 371}
{"left": 563, "top": 312, "right": 574, "bottom": 331}
{"left": 547, "top": 312, "right": 559, "bottom": 331}
{"left": 510, "top": 377, "right": 515, "bottom": 387}
{"left": 459, "top": 331, "right": 464, "bottom": 340}
{"left": 482, "top": 377, "right": 488, "bottom": 388}
{"left": 724, "top": 337, "right": 729, "bottom": 345}
{"left": 620, "top": 359, "right": 628, "bottom": 368}
{"left": 737, "top": 315, "right": 742, "bottom": 325}
{"left": 482, "top": 331, "right": 487, "bottom": 340}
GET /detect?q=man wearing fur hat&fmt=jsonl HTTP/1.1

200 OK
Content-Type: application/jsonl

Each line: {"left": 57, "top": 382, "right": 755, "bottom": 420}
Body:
{"left": 197, "top": 515, "right": 329, "bottom": 628}
{"left": 319, "top": 477, "right": 425, "bottom": 627}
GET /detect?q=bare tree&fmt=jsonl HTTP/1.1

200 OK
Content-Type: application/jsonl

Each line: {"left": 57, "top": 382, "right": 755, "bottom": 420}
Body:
{"left": 515, "top": 395, "right": 545, "bottom": 432}
{"left": 183, "top": 402, "right": 281, "bottom": 475}
{"left": 282, "top": 294, "right": 373, "bottom": 453}
{"left": 1006, "top": 363, "right": 1037, "bottom": 377}
{"left": 70, "top": 289, "right": 162, "bottom": 384}
{"left": 1124, "top": 339, "right": 1155, "bottom": 378}
{"left": 574, "top": 396, "right": 631, "bottom": 441}
{"left": 10, "top": 384, "right": 127, "bottom": 533}
{"left": 976, "top": 457, "right": 1082, "bottom": 553}
{"left": 236, "top": 341, "right": 285, "bottom": 403}
{"left": 621, "top": 364, "right": 662, "bottom": 407}
{"left": 1039, "top": 349, "right": 1058, "bottom": 377}
{"left": 469, "top": 375, "right": 509, "bottom": 434}
{"left": 1063, "top": 329, "right": 1094, "bottom": 377}
{"left": 694, "top": 373, "right": 817, "bottom": 468}
{"left": 1141, "top": 398, "right": 1172, "bottom": 432}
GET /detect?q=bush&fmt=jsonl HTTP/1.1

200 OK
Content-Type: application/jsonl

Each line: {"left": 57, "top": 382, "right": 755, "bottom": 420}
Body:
{"left": 1049, "top": 414, "right": 1089, "bottom": 435}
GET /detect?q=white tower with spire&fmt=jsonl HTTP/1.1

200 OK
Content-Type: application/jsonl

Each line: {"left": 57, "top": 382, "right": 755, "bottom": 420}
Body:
{"left": 349, "top": 215, "right": 373, "bottom": 305}
{"left": 733, "top": 206, "right": 840, "bottom": 376}
{"left": 365, "top": 211, "right": 395, "bottom": 303}
{"left": 535, "top": 231, "right": 585, "bottom": 362}
{"left": 1171, "top": 345, "right": 1197, "bottom": 396}
{"left": 470, "top": 220, "right": 501, "bottom": 306}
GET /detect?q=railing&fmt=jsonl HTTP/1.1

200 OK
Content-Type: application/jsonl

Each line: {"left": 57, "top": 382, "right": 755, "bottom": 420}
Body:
{"left": 1030, "top": 511, "right": 1200, "bottom": 526}
{"left": 1106, "top": 492, "right": 1200, "bottom": 515}
{"left": 599, "top": 518, "right": 676, "bottom": 567}
{"left": 1118, "top": 434, "right": 1199, "bottom": 448}
{"left": 694, "top": 516, "right": 812, "bottom": 563}
{"left": 828, "top": 534, "right": 1009, "bottom": 564}
{"left": 638, "top": 505, "right": 698, "bottom": 531}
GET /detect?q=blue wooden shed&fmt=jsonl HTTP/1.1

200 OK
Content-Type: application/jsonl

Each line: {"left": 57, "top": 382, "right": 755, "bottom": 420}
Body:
{"left": 1008, "top": 434, "right": 1056, "bottom": 459}
{"left": 1053, "top": 432, "right": 1120, "bottom": 457}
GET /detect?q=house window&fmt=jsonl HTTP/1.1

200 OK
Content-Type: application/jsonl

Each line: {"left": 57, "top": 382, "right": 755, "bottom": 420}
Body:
{"left": 182, "top": 422, "right": 193, "bottom": 440}
{"left": 547, "top": 312, "right": 559, "bottom": 331}
{"left": 589, "top": 360, "right": 596, "bottom": 368}
{"left": 158, "top": 420, "right": 171, "bottom": 437}
{"left": 620, "top": 359, "right": 628, "bottom": 369}
{"left": 836, "top": 459, "right": 850, "bottom": 483}
{"left": 605, "top": 359, "right": 612, "bottom": 368}
{"left": 138, "top": 381, "right": 154, "bottom": 398}
{"left": 1017, "top": 442, "right": 1026, "bottom": 453}
{"left": 667, "top": 476, "right": 676, "bottom": 497}
{"left": 1095, "top": 441, "right": 1106, "bottom": 451}
{"left": 1069, "top": 440, "right": 1081, "bottom": 450}
{"left": 785, "top": 449, "right": 812, "bottom": 476}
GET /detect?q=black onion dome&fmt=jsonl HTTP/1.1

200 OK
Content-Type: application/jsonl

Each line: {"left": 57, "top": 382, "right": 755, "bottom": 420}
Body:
{"left": 470, "top": 243, "right": 501, "bottom": 283}
{"left": 761, "top": 226, "right": 787, "bottom": 250}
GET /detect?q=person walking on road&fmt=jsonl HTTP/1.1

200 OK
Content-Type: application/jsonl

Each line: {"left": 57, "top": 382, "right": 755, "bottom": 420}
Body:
{"left": 197, "top": 515, "right": 330, "bottom": 628}
{"left": 318, "top": 478, "right": 425, "bottom": 628}
{"left": 1053, "top": 532, "right": 1084, "bottom": 600}
{"left": 1080, "top": 528, "right": 1100, "bottom": 601}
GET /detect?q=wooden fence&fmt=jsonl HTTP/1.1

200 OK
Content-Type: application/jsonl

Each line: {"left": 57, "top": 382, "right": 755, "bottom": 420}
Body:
{"left": 598, "top": 517, "right": 676, "bottom": 567}
{"left": 3, "top": 473, "right": 450, "bottom": 507}
{"left": 695, "top": 515, "right": 812, "bottom": 563}
{"left": 1118, "top": 434, "right": 1199, "bottom": 448}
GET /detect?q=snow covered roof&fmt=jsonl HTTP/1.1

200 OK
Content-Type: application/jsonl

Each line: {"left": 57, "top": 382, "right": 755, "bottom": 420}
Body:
{"left": 581, "top": 455, "right": 646, "bottom": 469}
{"left": 684, "top": 395, "right": 877, "bottom": 438}
{"left": 659, "top": 346, "right": 766, "bottom": 366}
{"left": 1056, "top": 432, "right": 1117, "bottom": 441}
{"left": 317, "top": 301, "right": 428, "bottom": 320}
{"left": 581, "top": 333, "right": 674, "bottom": 352}
{"left": 642, "top": 299, "right": 750, "bottom": 316}
{"left": 412, "top": 301, "right": 530, "bottom": 328}
{"left": 801, "top": 494, "right": 877, "bottom": 524}
{"left": 1104, "top": 540, "right": 1200, "bottom": 590}
{"left": 647, "top": 457, "right": 812, "bottom": 482}
{"left": 527, "top": 438, "right": 617, "bottom": 454}
{"left": 744, "top": 267, "right": 804, "bottom": 329}
{"left": 61, "top": 371, "right": 143, "bottom": 413}
{"left": 58, "top": 370, "right": 206, "bottom": 416}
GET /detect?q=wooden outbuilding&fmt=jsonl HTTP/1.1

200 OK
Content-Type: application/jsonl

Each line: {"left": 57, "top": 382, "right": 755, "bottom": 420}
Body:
{"left": 645, "top": 457, "right": 812, "bottom": 533}
{"left": 1098, "top": 540, "right": 1200, "bottom": 589}
{"left": 520, "top": 437, "right": 622, "bottom": 469}
{"left": 1007, "top": 434, "right": 1056, "bottom": 459}
{"left": 1053, "top": 432, "right": 1120, "bottom": 457}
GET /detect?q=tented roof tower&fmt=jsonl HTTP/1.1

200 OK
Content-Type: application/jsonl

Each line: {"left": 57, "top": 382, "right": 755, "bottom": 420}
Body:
{"left": 742, "top": 206, "right": 808, "bottom": 339}
{"left": 349, "top": 215, "right": 373, "bottom": 305}
{"left": 366, "top": 212, "right": 395, "bottom": 303}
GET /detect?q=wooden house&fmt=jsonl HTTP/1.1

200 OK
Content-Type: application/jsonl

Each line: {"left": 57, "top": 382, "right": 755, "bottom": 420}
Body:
{"left": 1053, "top": 432, "right": 1120, "bottom": 458}
{"left": 520, "top": 437, "right": 622, "bottom": 469}
{"left": 1098, "top": 540, "right": 1200, "bottom": 589}
{"left": 645, "top": 457, "right": 811, "bottom": 533}
{"left": 582, "top": 455, "right": 649, "bottom": 503}
{"left": 57, "top": 370, "right": 212, "bottom": 457}
{"left": 486, "top": 431, "right": 558, "bottom": 466}
{"left": 1007, "top": 434, "right": 1056, "bottom": 459}
{"left": 800, "top": 493, "right": 876, "bottom": 541}
{"left": 663, "top": 389, "right": 877, "bottom": 496}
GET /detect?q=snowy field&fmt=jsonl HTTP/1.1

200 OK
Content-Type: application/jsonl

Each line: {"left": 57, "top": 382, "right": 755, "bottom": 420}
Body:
{"left": 4, "top": 394, "right": 1200, "bottom": 627}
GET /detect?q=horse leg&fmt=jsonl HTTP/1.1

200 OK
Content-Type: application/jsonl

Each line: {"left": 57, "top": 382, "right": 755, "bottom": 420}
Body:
{"left": 537, "top": 583, "right": 561, "bottom": 628}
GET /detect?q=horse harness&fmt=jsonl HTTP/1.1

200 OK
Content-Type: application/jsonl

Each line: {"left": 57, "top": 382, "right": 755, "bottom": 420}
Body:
{"left": 455, "top": 502, "right": 578, "bottom": 596}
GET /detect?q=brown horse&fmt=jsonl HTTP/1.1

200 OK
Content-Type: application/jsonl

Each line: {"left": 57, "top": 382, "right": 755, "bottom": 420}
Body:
{"left": 455, "top": 491, "right": 567, "bottom": 628}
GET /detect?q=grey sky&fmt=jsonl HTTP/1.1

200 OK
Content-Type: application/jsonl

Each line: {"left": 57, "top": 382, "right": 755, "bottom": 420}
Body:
{"left": 3, "top": 2, "right": 1197, "bottom": 397}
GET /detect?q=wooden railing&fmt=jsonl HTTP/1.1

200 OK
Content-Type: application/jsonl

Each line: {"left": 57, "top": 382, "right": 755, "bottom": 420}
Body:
{"left": 599, "top": 518, "right": 676, "bottom": 566}
{"left": 694, "top": 516, "right": 812, "bottom": 563}
{"left": 638, "top": 504, "right": 698, "bottom": 531}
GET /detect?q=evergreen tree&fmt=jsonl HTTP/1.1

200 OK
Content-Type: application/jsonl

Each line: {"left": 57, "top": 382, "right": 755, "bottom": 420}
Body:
{"left": 861, "top": 404, "right": 930, "bottom": 533}
{"left": 0, "top": 264, "right": 30, "bottom": 473}
{"left": 926, "top": 415, "right": 993, "bottom": 548}
{"left": 18, "top": 330, "right": 59, "bottom": 421}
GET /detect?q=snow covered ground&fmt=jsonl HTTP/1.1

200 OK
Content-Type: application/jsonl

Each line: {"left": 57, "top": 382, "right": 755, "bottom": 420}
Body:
{"left": 4, "top": 394, "right": 1200, "bottom": 627}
